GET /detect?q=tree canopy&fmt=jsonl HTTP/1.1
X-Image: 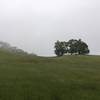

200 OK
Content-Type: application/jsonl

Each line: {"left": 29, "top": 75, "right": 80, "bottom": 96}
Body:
{"left": 54, "top": 39, "right": 90, "bottom": 56}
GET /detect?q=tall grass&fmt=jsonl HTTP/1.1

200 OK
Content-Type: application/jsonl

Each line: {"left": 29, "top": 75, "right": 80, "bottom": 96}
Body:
{"left": 0, "top": 51, "right": 100, "bottom": 100}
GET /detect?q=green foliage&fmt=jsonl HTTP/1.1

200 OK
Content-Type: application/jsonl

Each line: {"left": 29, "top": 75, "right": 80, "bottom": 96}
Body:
{"left": 76, "top": 39, "right": 90, "bottom": 55}
{"left": 54, "top": 41, "right": 66, "bottom": 56}
{"left": 67, "top": 39, "right": 78, "bottom": 55}
{"left": 54, "top": 39, "right": 90, "bottom": 56}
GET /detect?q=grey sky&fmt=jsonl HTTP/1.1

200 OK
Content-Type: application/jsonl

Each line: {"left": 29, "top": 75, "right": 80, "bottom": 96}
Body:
{"left": 0, "top": 0, "right": 100, "bottom": 56}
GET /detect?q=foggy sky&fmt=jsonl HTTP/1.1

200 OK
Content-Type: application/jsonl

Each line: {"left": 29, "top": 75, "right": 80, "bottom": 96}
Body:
{"left": 0, "top": 0, "right": 100, "bottom": 56}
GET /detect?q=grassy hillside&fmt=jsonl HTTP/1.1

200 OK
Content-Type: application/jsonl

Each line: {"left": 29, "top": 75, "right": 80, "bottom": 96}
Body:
{"left": 0, "top": 50, "right": 100, "bottom": 100}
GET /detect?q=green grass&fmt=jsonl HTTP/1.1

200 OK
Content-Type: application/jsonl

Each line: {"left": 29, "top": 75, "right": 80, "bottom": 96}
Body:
{"left": 0, "top": 50, "right": 100, "bottom": 100}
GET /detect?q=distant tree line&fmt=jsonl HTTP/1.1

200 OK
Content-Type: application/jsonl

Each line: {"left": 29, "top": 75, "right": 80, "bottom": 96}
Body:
{"left": 54, "top": 39, "right": 90, "bottom": 56}
{"left": 0, "top": 41, "right": 37, "bottom": 56}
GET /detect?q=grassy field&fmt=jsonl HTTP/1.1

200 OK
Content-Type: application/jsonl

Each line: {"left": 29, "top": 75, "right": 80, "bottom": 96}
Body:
{"left": 0, "top": 50, "right": 100, "bottom": 100}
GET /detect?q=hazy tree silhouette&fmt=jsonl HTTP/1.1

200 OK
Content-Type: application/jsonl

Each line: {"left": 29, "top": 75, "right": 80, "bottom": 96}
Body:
{"left": 54, "top": 39, "right": 90, "bottom": 56}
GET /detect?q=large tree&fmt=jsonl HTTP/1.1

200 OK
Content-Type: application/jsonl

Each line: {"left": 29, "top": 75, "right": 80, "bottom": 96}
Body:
{"left": 54, "top": 41, "right": 67, "bottom": 56}
{"left": 54, "top": 39, "right": 90, "bottom": 56}
{"left": 67, "top": 39, "right": 78, "bottom": 55}
{"left": 76, "top": 39, "right": 90, "bottom": 55}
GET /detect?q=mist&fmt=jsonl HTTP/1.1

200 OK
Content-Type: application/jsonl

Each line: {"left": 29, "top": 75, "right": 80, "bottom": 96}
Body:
{"left": 0, "top": 0, "right": 100, "bottom": 56}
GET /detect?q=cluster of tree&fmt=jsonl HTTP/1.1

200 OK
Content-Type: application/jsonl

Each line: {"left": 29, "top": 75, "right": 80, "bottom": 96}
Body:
{"left": 54, "top": 39, "right": 90, "bottom": 56}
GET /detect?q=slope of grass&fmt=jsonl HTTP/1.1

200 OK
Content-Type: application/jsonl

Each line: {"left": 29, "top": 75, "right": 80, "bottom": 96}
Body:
{"left": 0, "top": 50, "right": 100, "bottom": 100}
